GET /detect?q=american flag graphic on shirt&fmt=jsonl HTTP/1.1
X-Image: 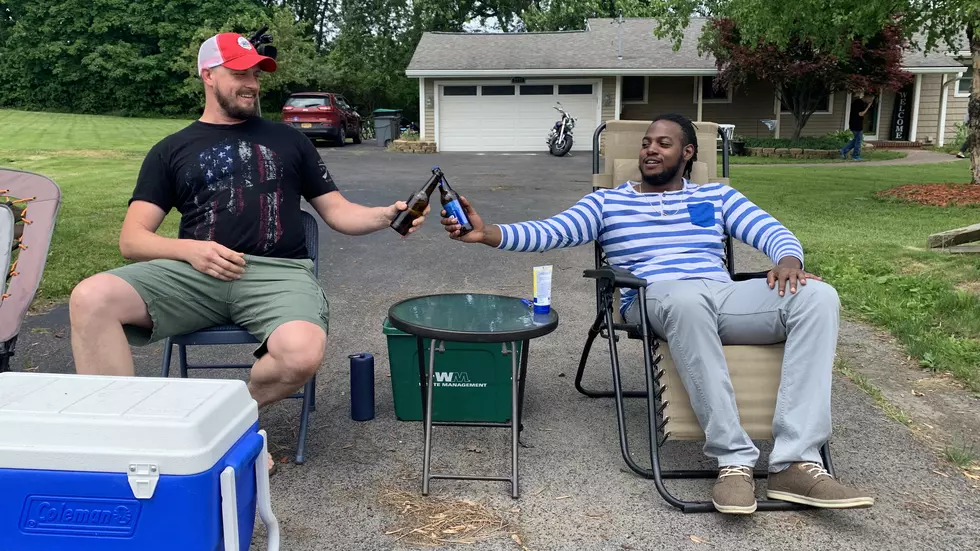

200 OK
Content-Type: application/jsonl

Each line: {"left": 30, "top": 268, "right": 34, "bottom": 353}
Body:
{"left": 186, "top": 139, "right": 283, "bottom": 252}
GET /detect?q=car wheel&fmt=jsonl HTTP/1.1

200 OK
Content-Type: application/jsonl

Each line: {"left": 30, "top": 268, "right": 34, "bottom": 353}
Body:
{"left": 352, "top": 125, "right": 362, "bottom": 144}
{"left": 337, "top": 126, "right": 346, "bottom": 147}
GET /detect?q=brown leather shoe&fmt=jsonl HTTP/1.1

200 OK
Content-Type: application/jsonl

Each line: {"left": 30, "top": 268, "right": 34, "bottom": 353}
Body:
{"left": 712, "top": 465, "right": 757, "bottom": 514}
{"left": 767, "top": 462, "right": 874, "bottom": 509}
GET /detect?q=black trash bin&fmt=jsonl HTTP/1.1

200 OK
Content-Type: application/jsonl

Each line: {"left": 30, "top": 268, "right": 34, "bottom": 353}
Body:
{"left": 373, "top": 109, "right": 402, "bottom": 147}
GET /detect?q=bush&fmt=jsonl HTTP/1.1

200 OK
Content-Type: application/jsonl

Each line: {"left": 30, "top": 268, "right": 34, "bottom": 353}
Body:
{"left": 744, "top": 133, "right": 853, "bottom": 150}
{"left": 400, "top": 130, "right": 420, "bottom": 142}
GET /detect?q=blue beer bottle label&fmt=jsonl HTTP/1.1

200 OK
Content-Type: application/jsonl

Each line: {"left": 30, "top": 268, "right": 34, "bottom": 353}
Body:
{"left": 445, "top": 199, "right": 470, "bottom": 226}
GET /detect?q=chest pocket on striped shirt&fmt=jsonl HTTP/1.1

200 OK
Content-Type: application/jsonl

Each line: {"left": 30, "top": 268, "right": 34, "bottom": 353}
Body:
{"left": 687, "top": 202, "right": 716, "bottom": 227}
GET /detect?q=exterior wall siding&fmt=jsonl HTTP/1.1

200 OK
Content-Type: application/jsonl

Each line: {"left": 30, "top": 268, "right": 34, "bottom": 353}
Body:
{"left": 424, "top": 78, "right": 435, "bottom": 141}
{"left": 778, "top": 93, "right": 847, "bottom": 138}
{"left": 945, "top": 86, "right": 970, "bottom": 143}
{"left": 702, "top": 78, "right": 779, "bottom": 139}
{"left": 915, "top": 74, "right": 942, "bottom": 144}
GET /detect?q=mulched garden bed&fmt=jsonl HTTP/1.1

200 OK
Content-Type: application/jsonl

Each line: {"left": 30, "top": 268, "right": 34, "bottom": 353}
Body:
{"left": 877, "top": 183, "right": 980, "bottom": 207}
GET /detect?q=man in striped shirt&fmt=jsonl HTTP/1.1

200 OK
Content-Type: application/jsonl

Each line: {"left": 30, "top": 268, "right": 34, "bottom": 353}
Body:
{"left": 441, "top": 113, "right": 873, "bottom": 515}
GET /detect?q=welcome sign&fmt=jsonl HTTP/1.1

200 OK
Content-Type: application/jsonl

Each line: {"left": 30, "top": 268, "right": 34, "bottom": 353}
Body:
{"left": 890, "top": 82, "right": 915, "bottom": 140}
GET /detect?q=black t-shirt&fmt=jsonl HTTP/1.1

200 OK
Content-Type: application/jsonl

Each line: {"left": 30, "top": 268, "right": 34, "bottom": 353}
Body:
{"left": 848, "top": 98, "right": 867, "bottom": 132}
{"left": 131, "top": 117, "right": 338, "bottom": 259}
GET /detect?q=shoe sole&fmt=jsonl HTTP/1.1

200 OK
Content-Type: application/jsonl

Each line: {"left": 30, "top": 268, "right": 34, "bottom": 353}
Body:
{"left": 767, "top": 490, "right": 874, "bottom": 509}
{"left": 712, "top": 500, "right": 757, "bottom": 514}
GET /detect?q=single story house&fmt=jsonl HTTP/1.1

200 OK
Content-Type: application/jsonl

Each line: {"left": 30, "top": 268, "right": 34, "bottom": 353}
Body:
{"left": 405, "top": 18, "right": 973, "bottom": 153}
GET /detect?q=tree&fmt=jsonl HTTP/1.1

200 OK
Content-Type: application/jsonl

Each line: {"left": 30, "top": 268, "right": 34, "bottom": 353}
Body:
{"left": 519, "top": 0, "right": 656, "bottom": 32}
{"left": 705, "top": 18, "right": 912, "bottom": 140}
{"left": 0, "top": 0, "right": 269, "bottom": 116}
{"left": 646, "top": 0, "right": 980, "bottom": 182}
{"left": 175, "top": 5, "right": 326, "bottom": 116}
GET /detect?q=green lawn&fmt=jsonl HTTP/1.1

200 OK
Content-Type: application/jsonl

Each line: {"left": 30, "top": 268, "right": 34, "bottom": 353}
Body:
{"left": 0, "top": 109, "right": 186, "bottom": 305}
{"left": 722, "top": 150, "right": 906, "bottom": 165}
{"left": 3, "top": 108, "right": 979, "bottom": 390}
{"left": 730, "top": 161, "right": 980, "bottom": 391}
{"left": 2, "top": 149, "right": 180, "bottom": 305}
{"left": 0, "top": 109, "right": 192, "bottom": 153}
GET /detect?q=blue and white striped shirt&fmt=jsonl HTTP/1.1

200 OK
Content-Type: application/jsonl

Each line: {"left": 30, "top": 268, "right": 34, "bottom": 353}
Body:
{"left": 497, "top": 180, "right": 804, "bottom": 315}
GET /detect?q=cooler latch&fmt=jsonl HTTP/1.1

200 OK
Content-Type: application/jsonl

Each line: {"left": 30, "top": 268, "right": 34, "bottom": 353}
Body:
{"left": 128, "top": 463, "right": 160, "bottom": 499}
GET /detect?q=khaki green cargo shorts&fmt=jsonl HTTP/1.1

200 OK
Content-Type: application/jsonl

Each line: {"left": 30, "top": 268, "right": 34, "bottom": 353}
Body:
{"left": 107, "top": 254, "right": 329, "bottom": 357}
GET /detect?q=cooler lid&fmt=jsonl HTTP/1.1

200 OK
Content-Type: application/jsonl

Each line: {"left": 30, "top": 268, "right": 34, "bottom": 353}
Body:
{"left": 0, "top": 373, "right": 258, "bottom": 475}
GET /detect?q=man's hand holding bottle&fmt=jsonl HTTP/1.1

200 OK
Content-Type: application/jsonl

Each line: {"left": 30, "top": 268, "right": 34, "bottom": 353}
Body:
{"left": 441, "top": 195, "right": 501, "bottom": 247}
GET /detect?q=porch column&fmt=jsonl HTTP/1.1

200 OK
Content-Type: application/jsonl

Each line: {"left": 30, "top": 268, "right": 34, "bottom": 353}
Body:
{"left": 615, "top": 76, "right": 622, "bottom": 120}
{"left": 910, "top": 74, "right": 922, "bottom": 143}
{"left": 696, "top": 76, "right": 704, "bottom": 121}
{"left": 938, "top": 74, "right": 950, "bottom": 146}
{"left": 773, "top": 88, "right": 781, "bottom": 139}
{"left": 418, "top": 78, "right": 426, "bottom": 141}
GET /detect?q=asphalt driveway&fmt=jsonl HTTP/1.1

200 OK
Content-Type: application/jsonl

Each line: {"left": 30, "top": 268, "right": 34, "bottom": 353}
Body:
{"left": 19, "top": 143, "right": 980, "bottom": 551}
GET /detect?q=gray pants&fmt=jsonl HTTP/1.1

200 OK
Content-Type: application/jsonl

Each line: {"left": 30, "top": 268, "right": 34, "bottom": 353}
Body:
{"left": 625, "top": 278, "right": 839, "bottom": 472}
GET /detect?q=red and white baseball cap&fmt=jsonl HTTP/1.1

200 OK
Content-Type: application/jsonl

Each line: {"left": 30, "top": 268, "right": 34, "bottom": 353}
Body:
{"left": 197, "top": 33, "right": 277, "bottom": 75}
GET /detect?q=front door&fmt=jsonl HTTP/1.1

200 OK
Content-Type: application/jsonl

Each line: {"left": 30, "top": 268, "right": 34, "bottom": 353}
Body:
{"left": 862, "top": 92, "right": 883, "bottom": 140}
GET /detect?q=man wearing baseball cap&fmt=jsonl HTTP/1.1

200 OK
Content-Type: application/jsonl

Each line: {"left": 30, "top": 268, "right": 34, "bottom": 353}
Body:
{"left": 69, "top": 33, "right": 427, "bottom": 471}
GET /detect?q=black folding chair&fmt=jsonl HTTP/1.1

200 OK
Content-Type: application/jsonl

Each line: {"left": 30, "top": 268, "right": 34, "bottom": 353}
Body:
{"left": 161, "top": 210, "right": 319, "bottom": 464}
{"left": 575, "top": 120, "right": 835, "bottom": 513}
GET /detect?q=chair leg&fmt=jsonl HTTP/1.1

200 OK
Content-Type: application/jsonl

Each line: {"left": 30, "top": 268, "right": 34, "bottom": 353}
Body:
{"left": 604, "top": 304, "right": 655, "bottom": 479}
{"left": 821, "top": 441, "right": 835, "bottom": 477}
{"left": 308, "top": 375, "right": 316, "bottom": 412}
{"left": 160, "top": 338, "right": 173, "bottom": 377}
{"left": 575, "top": 308, "right": 647, "bottom": 399}
{"left": 295, "top": 375, "right": 315, "bottom": 465}
{"left": 178, "top": 344, "right": 189, "bottom": 378}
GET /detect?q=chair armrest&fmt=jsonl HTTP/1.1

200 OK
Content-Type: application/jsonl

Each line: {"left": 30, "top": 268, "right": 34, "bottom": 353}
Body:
{"left": 592, "top": 173, "right": 613, "bottom": 189}
{"left": 583, "top": 266, "right": 647, "bottom": 289}
{"left": 732, "top": 270, "right": 770, "bottom": 281}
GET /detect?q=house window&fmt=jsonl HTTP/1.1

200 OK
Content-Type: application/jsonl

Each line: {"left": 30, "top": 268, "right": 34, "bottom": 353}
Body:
{"left": 780, "top": 88, "right": 833, "bottom": 114}
{"left": 956, "top": 67, "right": 973, "bottom": 97}
{"left": 443, "top": 86, "right": 477, "bottom": 96}
{"left": 558, "top": 84, "right": 593, "bottom": 95}
{"left": 622, "top": 76, "right": 647, "bottom": 103}
{"left": 520, "top": 85, "right": 554, "bottom": 95}
{"left": 696, "top": 76, "right": 730, "bottom": 103}
{"left": 482, "top": 85, "right": 515, "bottom": 96}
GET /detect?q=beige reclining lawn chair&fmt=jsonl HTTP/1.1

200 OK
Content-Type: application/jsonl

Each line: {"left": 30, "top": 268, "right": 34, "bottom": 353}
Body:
{"left": 575, "top": 120, "right": 835, "bottom": 513}
{"left": 0, "top": 169, "right": 62, "bottom": 372}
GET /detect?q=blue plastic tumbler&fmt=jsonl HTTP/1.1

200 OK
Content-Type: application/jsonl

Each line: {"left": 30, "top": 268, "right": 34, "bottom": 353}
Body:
{"left": 349, "top": 353, "right": 375, "bottom": 421}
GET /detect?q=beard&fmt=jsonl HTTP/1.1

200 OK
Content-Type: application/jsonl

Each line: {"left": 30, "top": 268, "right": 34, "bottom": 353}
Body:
{"left": 641, "top": 158, "right": 683, "bottom": 187}
{"left": 216, "top": 87, "right": 257, "bottom": 120}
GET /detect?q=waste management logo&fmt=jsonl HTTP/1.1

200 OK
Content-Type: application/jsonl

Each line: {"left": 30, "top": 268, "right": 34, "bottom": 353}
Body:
{"left": 433, "top": 371, "right": 487, "bottom": 388}
{"left": 21, "top": 497, "right": 140, "bottom": 536}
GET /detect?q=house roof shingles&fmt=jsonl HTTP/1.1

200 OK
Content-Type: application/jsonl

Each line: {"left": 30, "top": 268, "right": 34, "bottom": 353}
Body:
{"left": 406, "top": 18, "right": 966, "bottom": 75}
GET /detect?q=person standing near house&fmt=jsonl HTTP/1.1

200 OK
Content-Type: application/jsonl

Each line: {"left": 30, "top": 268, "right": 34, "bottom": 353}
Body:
{"left": 957, "top": 109, "right": 970, "bottom": 158}
{"left": 841, "top": 93, "right": 874, "bottom": 161}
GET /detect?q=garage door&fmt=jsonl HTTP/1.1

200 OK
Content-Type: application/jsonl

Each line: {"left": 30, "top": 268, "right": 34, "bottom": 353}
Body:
{"left": 437, "top": 82, "right": 599, "bottom": 152}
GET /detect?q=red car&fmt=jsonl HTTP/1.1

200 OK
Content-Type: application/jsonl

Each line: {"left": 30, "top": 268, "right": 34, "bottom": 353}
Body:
{"left": 281, "top": 92, "right": 362, "bottom": 146}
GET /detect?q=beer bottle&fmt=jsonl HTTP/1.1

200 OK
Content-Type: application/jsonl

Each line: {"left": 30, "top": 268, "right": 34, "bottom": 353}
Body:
{"left": 438, "top": 174, "right": 473, "bottom": 236}
{"left": 390, "top": 167, "right": 443, "bottom": 236}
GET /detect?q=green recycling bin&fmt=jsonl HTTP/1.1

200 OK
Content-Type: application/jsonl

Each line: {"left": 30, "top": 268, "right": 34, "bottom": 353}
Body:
{"left": 382, "top": 317, "right": 521, "bottom": 423}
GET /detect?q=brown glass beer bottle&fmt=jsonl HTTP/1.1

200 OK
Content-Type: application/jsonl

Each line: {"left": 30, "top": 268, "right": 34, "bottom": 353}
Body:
{"left": 390, "top": 167, "right": 443, "bottom": 236}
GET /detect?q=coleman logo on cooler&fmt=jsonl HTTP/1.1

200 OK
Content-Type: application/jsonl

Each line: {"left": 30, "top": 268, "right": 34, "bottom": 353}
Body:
{"left": 21, "top": 498, "right": 141, "bottom": 536}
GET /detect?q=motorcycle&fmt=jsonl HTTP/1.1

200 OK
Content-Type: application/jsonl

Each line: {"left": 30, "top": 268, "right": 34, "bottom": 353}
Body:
{"left": 546, "top": 102, "right": 575, "bottom": 156}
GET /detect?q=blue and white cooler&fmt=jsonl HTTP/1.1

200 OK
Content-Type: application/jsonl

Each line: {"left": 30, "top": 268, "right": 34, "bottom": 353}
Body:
{"left": 0, "top": 372, "right": 280, "bottom": 551}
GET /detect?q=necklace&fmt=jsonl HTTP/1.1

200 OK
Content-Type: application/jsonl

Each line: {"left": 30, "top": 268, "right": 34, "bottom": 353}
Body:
{"left": 637, "top": 183, "right": 685, "bottom": 217}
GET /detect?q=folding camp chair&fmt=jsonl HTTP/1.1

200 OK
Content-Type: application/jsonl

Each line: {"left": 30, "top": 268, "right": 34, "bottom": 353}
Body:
{"left": 161, "top": 210, "right": 320, "bottom": 464}
{"left": 0, "top": 169, "right": 62, "bottom": 373}
{"left": 575, "top": 120, "right": 835, "bottom": 513}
